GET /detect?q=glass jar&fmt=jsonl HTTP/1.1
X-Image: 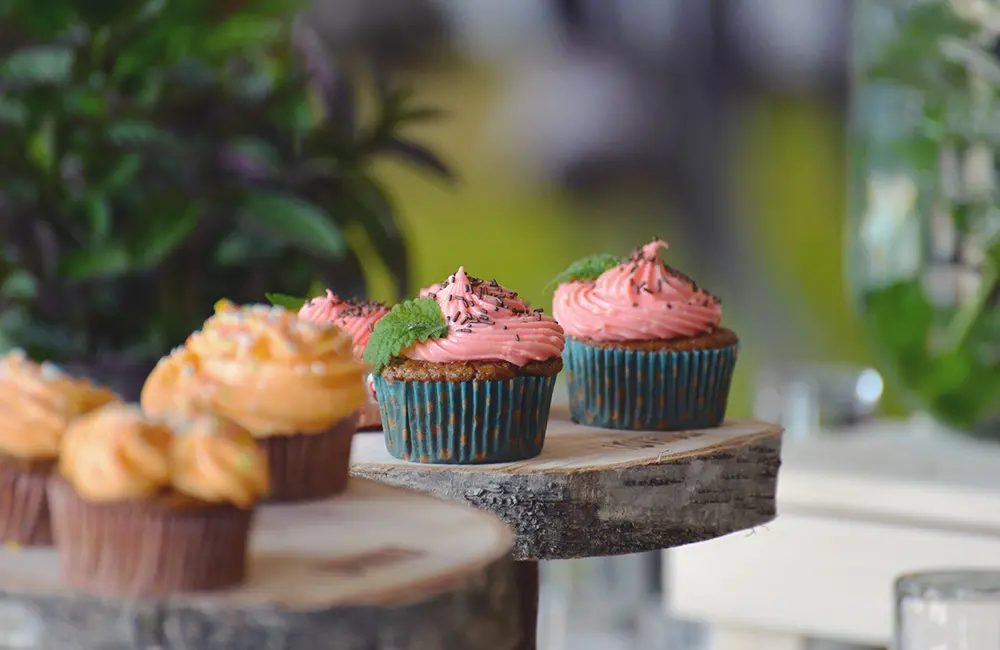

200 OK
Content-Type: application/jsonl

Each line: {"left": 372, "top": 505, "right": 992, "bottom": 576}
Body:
{"left": 896, "top": 570, "right": 1000, "bottom": 650}
{"left": 850, "top": 0, "right": 1000, "bottom": 437}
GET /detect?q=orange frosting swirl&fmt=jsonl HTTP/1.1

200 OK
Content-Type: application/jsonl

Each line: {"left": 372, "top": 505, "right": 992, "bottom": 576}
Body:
{"left": 0, "top": 350, "right": 120, "bottom": 459}
{"left": 140, "top": 346, "right": 211, "bottom": 417}
{"left": 142, "top": 303, "right": 367, "bottom": 437}
{"left": 552, "top": 240, "right": 722, "bottom": 342}
{"left": 169, "top": 413, "right": 269, "bottom": 509}
{"left": 298, "top": 290, "right": 390, "bottom": 360}
{"left": 59, "top": 404, "right": 174, "bottom": 502}
{"left": 410, "top": 267, "right": 565, "bottom": 365}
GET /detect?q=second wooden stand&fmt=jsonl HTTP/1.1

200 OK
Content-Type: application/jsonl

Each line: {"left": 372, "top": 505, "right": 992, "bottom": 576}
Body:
{"left": 352, "top": 405, "right": 784, "bottom": 649}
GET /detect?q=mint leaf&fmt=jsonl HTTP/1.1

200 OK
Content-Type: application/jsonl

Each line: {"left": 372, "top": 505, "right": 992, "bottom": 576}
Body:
{"left": 551, "top": 253, "right": 621, "bottom": 287}
{"left": 363, "top": 297, "right": 448, "bottom": 372}
{"left": 265, "top": 292, "right": 307, "bottom": 310}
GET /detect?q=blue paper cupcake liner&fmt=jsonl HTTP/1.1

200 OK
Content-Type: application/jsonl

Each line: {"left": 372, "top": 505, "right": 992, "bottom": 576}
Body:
{"left": 373, "top": 374, "right": 558, "bottom": 464}
{"left": 563, "top": 337, "right": 739, "bottom": 431}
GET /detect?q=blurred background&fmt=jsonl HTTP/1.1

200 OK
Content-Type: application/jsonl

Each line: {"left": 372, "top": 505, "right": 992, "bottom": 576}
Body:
{"left": 9, "top": 0, "right": 1000, "bottom": 648}
{"left": 362, "top": 0, "right": 865, "bottom": 422}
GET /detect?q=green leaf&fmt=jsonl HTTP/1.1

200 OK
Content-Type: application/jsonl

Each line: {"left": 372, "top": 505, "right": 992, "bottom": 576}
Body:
{"left": 265, "top": 292, "right": 308, "bottom": 310}
{"left": 551, "top": 253, "right": 621, "bottom": 287}
{"left": 0, "top": 270, "right": 37, "bottom": 300}
{"left": 108, "top": 120, "right": 172, "bottom": 147}
{"left": 384, "top": 137, "right": 454, "bottom": 180}
{"left": 131, "top": 205, "right": 200, "bottom": 269}
{"left": 0, "top": 46, "right": 73, "bottom": 84}
{"left": 241, "top": 191, "right": 346, "bottom": 258}
{"left": 363, "top": 297, "right": 449, "bottom": 372}
{"left": 85, "top": 196, "right": 111, "bottom": 243}
{"left": 201, "top": 16, "right": 286, "bottom": 59}
{"left": 0, "top": 99, "right": 28, "bottom": 126}
{"left": 27, "top": 117, "right": 56, "bottom": 173}
{"left": 59, "top": 245, "right": 131, "bottom": 280}
{"left": 215, "top": 232, "right": 262, "bottom": 266}
{"left": 102, "top": 155, "right": 143, "bottom": 191}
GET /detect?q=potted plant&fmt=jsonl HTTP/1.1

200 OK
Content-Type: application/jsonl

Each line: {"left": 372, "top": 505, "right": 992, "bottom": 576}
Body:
{"left": 850, "top": 0, "right": 1000, "bottom": 436}
{"left": 0, "top": 0, "right": 451, "bottom": 398}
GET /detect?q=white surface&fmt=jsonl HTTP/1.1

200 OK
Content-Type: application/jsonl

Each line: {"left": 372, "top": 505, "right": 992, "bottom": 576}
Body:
{"left": 667, "top": 418, "right": 1000, "bottom": 647}
{"left": 709, "top": 627, "right": 808, "bottom": 650}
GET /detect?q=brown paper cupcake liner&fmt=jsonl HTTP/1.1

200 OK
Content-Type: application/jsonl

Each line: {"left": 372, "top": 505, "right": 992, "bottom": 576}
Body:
{"left": 257, "top": 412, "right": 358, "bottom": 502}
{"left": 47, "top": 478, "right": 253, "bottom": 597}
{"left": 0, "top": 456, "right": 55, "bottom": 546}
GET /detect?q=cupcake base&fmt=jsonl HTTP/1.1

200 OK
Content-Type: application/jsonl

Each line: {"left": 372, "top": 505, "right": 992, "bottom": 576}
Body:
{"left": 0, "top": 455, "right": 55, "bottom": 546}
{"left": 257, "top": 413, "right": 359, "bottom": 501}
{"left": 374, "top": 373, "right": 558, "bottom": 464}
{"left": 564, "top": 332, "right": 739, "bottom": 431}
{"left": 47, "top": 478, "right": 252, "bottom": 597}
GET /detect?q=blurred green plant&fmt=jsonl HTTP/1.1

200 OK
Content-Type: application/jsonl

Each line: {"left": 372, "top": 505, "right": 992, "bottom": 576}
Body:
{"left": 852, "top": 0, "right": 1000, "bottom": 434}
{"left": 0, "top": 0, "right": 451, "bottom": 366}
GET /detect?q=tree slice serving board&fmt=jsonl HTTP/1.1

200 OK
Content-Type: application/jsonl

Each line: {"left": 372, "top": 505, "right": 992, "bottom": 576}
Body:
{"left": 351, "top": 405, "right": 784, "bottom": 561}
{"left": 0, "top": 479, "right": 519, "bottom": 650}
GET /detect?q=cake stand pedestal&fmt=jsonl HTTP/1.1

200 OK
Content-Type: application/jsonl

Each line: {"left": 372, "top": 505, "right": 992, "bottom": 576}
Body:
{"left": 351, "top": 405, "right": 784, "bottom": 650}
{"left": 0, "top": 479, "right": 519, "bottom": 650}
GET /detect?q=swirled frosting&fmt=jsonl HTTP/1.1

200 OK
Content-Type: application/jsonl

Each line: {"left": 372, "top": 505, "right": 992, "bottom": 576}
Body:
{"left": 169, "top": 414, "right": 269, "bottom": 508}
{"left": 60, "top": 404, "right": 174, "bottom": 502}
{"left": 142, "top": 303, "right": 367, "bottom": 437}
{"left": 552, "top": 240, "right": 722, "bottom": 341}
{"left": 0, "top": 350, "right": 120, "bottom": 459}
{"left": 407, "top": 267, "right": 565, "bottom": 365}
{"left": 298, "top": 291, "right": 390, "bottom": 360}
{"left": 140, "top": 346, "right": 210, "bottom": 417}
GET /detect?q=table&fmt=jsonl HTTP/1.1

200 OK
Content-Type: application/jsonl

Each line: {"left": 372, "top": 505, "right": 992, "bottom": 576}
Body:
{"left": 352, "top": 404, "right": 784, "bottom": 649}
{"left": 667, "top": 417, "right": 1000, "bottom": 650}
{"left": 0, "top": 479, "right": 520, "bottom": 650}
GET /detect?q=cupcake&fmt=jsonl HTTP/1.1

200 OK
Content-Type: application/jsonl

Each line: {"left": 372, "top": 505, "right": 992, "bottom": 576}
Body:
{"left": 299, "top": 290, "right": 390, "bottom": 430}
{"left": 48, "top": 403, "right": 268, "bottom": 596}
{"left": 141, "top": 303, "right": 367, "bottom": 501}
{"left": 0, "top": 350, "right": 119, "bottom": 546}
{"left": 552, "top": 239, "right": 739, "bottom": 430}
{"left": 366, "top": 267, "right": 565, "bottom": 464}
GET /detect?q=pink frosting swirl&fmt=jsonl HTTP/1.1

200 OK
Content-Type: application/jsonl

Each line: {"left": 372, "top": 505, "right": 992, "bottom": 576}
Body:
{"left": 298, "top": 290, "right": 390, "bottom": 360}
{"left": 552, "top": 239, "right": 722, "bottom": 341}
{"left": 406, "top": 267, "right": 565, "bottom": 365}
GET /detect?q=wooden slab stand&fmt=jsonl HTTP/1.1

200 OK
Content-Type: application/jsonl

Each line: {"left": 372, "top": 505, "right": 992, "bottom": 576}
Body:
{"left": 351, "top": 405, "right": 784, "bottom": 561}
{"left": 0, "top": 479, "right": 520, "bottom": 650}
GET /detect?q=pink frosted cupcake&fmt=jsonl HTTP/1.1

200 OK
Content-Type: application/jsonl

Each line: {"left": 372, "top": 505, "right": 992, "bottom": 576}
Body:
{"left": 366, "top": 268, "right": 565, "bottom": 463}
{"left": 299, "top": 291, "right": 390, "bottom": 430}
{"left": 552, "top": 239, "right": 739, "bottom": 431}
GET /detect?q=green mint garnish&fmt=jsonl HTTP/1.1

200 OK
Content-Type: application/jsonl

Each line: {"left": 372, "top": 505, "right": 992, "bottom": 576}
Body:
{"left": 265, "top": 292, "right": 308, "bottom": 310}
{"left": 550, "top": 253, "right": 621, "bottom": 287}
{"left": 363, "top": 297, "right": 449, "bottom": 372}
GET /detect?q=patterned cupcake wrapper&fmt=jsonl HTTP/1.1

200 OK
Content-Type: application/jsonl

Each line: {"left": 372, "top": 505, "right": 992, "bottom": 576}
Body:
{"left": 564, "top": 338, "right": 739, "bottom": 431}
{"left": 373, "top": 375, "right": 557, "bottom": 464}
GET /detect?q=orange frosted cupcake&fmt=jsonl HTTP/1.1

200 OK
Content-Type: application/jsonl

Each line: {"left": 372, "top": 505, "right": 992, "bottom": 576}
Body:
{"left": 48, "top": 404, "right": 268, "bottom": 596}
{"left": 142, "top": 303, "right": 367, "bottom": 501}
{"left": 0, "top": 350, "right": 119, "bottom": 546}
{"left": 299, "top": 290, "right": 389, "bottom": 430}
